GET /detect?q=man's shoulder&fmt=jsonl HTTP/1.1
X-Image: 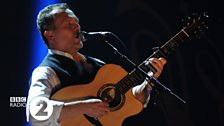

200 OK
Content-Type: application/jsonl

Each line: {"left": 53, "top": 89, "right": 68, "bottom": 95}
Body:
{"left": 32, "top": 66, "right": 55, "bottom": 75}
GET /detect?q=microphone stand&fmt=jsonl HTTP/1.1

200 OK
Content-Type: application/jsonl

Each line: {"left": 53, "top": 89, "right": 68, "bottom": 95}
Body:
{"left": 102, "top": 37, "right": 186, "bottom": 104}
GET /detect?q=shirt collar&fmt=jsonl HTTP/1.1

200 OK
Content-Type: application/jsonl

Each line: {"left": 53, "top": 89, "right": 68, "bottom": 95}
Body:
{"left": 48, "top": 49, "right": 74, "bottom": 60}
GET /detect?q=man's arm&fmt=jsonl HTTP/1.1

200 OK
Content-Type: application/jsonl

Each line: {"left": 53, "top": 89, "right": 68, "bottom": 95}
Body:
{"left": 26, "top": 66, "right": 64, "bottom": 126}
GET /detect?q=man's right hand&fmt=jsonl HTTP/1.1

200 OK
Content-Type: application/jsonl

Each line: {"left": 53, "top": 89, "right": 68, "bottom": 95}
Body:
{"left": 59, "top": 98, "right": 110, "bottom": 121}
{"left": 79, "top": 99, "right": 110, "bottom": 118}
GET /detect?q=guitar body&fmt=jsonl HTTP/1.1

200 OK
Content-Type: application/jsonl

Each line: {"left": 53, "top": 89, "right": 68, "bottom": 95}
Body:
{"left": 51, "top": 64, "right": 143, "bottom": 126}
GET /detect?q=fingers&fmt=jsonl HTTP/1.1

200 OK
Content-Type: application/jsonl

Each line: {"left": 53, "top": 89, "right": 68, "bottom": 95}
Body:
{"left": 146, "top": 83, "right": 153, "bottom": 91}
{"left": 159, "top": 57, "right": 167, "bottom": 66}
{"left": 84, "top": 99, "right": 110, "bottom": 118}
{"left": 149, "top": 58, "right": 166, "bottom": 69}
{"left": 148, "top": 57, "right": 167, "bottom": 78}
{"left": 96, "top": 103, "right": 110, "bottom": 118}
{"left": 89, "top": 103, "right": 110, "bottom": 118}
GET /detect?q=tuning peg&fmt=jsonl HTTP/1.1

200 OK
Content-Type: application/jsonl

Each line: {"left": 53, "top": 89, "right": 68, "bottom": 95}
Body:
{"left": 181, "top": 16, "right": 191, "bottom": 27}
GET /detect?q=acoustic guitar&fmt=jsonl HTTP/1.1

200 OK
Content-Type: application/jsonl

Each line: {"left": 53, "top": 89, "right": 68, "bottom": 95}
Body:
{"left": 51, "top": 13, "right": 208, "bottom": 126}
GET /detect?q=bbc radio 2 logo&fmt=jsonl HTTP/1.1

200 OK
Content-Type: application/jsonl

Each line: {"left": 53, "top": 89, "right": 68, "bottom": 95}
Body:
{"left": 10, "top": 97, "right": 26, "bottom": 107}
{"left": 10, "top": 96, "right": 53, "bottom": 120}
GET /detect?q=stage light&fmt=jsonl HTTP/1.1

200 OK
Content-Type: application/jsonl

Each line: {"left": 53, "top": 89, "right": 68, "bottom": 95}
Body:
{"left": 26, "top": 1, "right": 61, "bottom": 126}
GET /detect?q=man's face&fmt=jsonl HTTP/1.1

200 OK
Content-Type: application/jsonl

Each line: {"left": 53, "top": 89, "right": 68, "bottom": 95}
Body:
{"left": 50, "top": 9, "right": 83, "bottom": 52}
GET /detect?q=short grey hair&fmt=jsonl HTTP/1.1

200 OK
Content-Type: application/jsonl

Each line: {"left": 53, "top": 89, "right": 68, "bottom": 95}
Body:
{"left": 36, "top": 3, "right": 69, "bottom": 46}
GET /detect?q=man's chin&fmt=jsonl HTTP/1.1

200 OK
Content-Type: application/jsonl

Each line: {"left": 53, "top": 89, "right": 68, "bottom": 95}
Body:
{"left": 74, "top": 41, "right": 83, "bottom": 50}
{"left": 79, "top": 41, "right": 83, "bottom": 48}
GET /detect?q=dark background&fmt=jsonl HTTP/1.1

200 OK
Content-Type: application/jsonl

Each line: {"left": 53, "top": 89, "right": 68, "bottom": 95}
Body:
{"left": 4, "top": 0, "right": 223, "bottom": 126}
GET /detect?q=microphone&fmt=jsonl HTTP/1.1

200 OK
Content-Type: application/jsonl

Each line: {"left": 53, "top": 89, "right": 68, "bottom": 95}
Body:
{"left": 76, "top": 31, "right": 112, "bottom": 42}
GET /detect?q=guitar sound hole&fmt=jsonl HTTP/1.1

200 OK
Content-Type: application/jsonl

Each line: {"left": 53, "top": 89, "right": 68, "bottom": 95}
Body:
{"left": 97, "top": 84, "right": 125, "bottom": 111}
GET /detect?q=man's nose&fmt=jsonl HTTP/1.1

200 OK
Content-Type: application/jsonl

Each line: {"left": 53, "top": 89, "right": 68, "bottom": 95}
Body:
{"left": 73, "top": 23, "right": 81, "bottom": 31}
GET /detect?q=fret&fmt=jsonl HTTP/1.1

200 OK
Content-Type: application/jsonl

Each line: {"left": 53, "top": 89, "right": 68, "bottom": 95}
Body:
{"left": 115, "top": 70, "right": 145, "bottom": 94}
{"left": 139, "top": 64, "right": 150, "bottom": 73}
{"left": 152, "top": 49, "right": 167, "bottom": 58}
{"left": 123, "top": 77, "right": 133, "bottom": 90}
{"left": 159, "top": 29, "right": 189, "bottom": 55}
{"left": 116, "top": 80, "right": 127, "bottom": 94}
{"left": 181, "top": 28, "right": 189, "bottom": 37}
{"left": 130, "top": 71, "right": 145, "bottom": 83}
{"left": 116, "top": 77, "right": 133, "bottom": 94}
{"left": 124, "top": 77, "right": 135, "bottom": 91}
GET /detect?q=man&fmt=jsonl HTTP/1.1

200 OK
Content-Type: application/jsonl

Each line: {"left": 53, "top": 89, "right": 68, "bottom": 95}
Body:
{"left": 26, "top": 3, "right": 167, "bottom": 126}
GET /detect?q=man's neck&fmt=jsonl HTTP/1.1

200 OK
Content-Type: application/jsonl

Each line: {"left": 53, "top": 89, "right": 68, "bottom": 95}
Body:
{"left": 71, "top": 52, "right": 86, "bottom": 63}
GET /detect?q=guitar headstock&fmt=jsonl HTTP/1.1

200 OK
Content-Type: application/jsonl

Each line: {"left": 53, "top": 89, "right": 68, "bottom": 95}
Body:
{"left": 182, "top": 12, "right": 208, "bottom": 39}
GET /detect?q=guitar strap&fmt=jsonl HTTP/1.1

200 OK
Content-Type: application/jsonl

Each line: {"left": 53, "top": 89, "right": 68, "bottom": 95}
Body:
{"left": 84, "top": 114, "right": 103, "bottom": 126}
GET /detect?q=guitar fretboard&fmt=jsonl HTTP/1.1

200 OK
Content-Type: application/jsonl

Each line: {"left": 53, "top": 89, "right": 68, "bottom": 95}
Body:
{"left": 115, "top": 28, "right": 191, "bottom": 94}
{"left": 114, "top": 13, "right": 207, "bottom": 94}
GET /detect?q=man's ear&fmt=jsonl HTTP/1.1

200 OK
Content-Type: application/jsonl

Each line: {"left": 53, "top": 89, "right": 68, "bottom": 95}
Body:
{"left": 44, "top": 30, "right": 55, "bottom": 41}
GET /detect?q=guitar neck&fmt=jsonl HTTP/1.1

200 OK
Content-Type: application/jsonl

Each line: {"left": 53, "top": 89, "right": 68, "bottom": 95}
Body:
{"left": 115, "top": 28, "right": 191, "bottom": 94}
{"left": 147, "top": 28, "right": 189, "bottom": 60}
{"left": 115, "top": 13, "right": 208, "bottom": 94}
